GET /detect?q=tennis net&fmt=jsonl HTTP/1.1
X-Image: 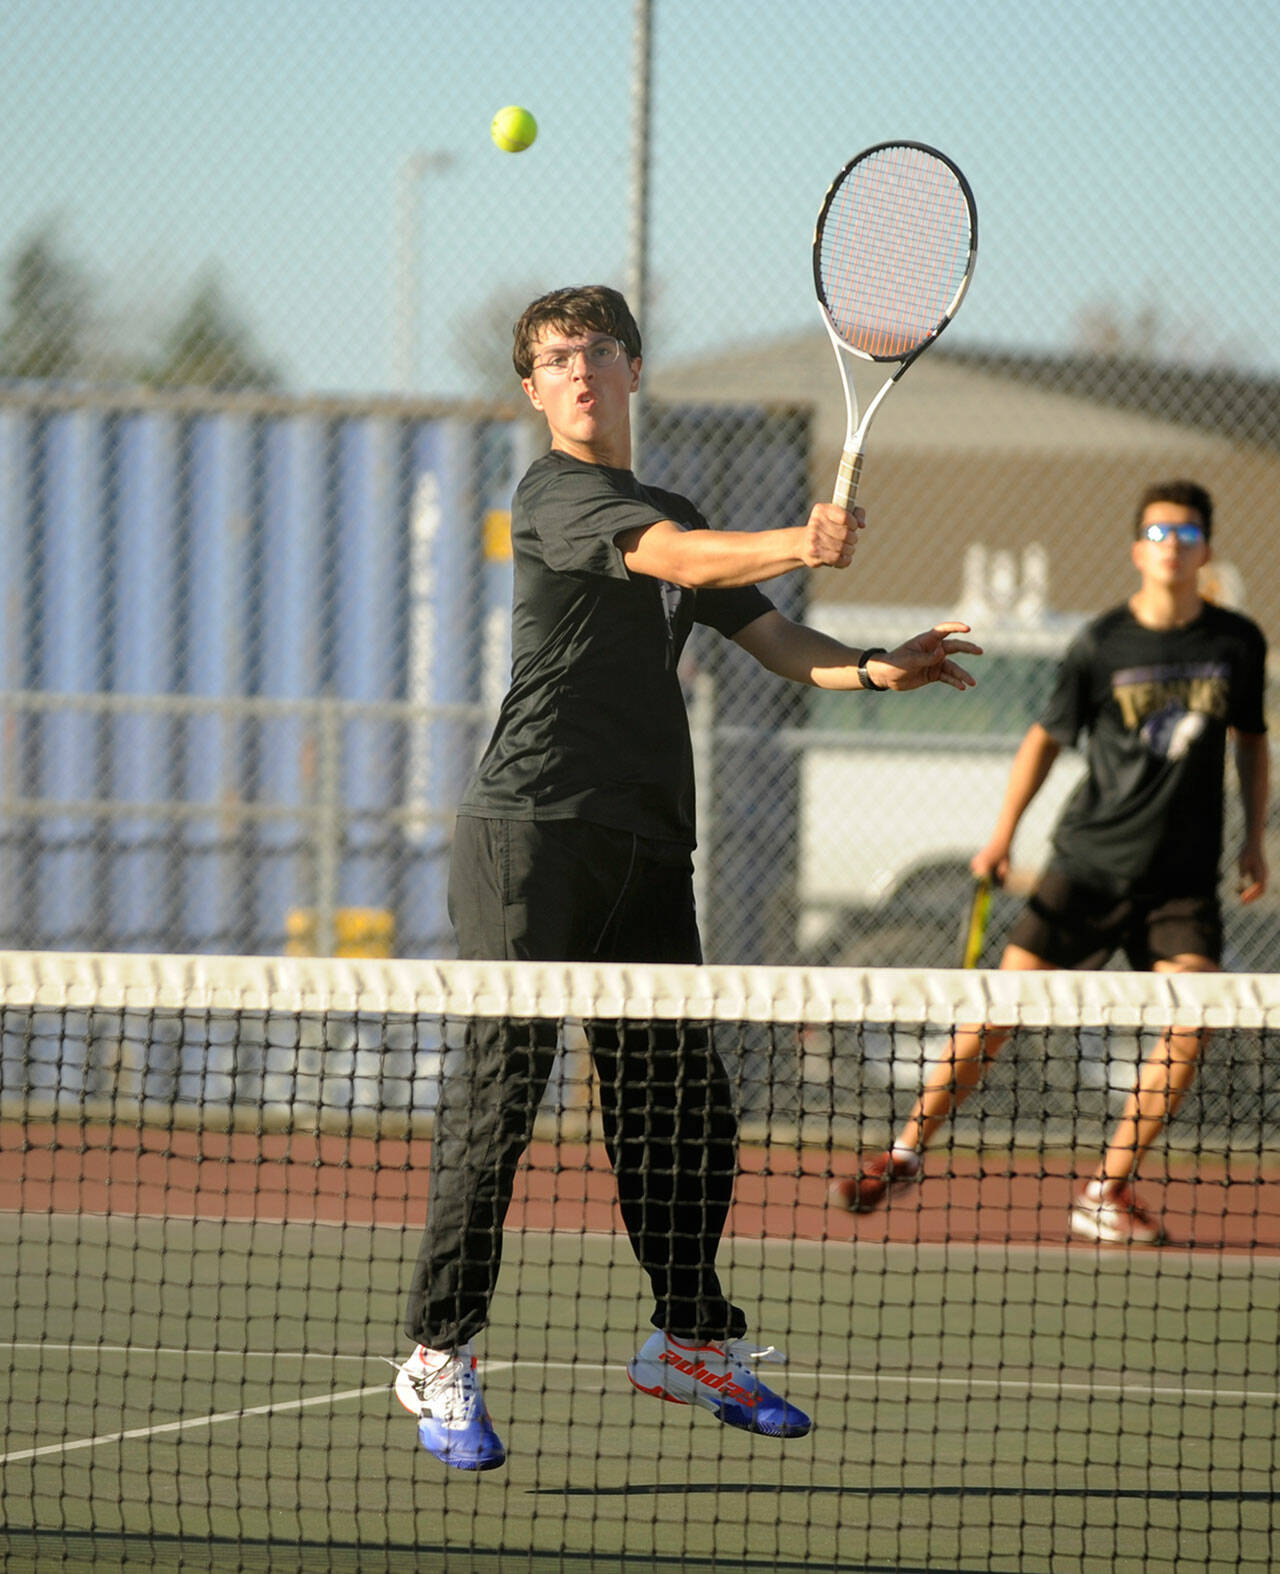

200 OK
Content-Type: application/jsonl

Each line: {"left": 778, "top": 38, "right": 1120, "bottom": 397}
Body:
{"left": 2, "top": 951, "right": 1279, "bottom": 1573}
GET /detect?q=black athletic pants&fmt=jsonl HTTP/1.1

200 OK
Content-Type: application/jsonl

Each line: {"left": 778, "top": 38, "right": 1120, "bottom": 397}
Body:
{"left": 402, "top": 815, "right": 747, "bottom": 1349}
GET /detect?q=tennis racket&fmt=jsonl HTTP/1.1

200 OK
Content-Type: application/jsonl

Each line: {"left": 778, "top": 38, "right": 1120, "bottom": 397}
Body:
{"left": 813, "top": 141, "right": 978, "bottom": 509}
{"left": 957, "top": 875, "right": 992, "bottom": 969}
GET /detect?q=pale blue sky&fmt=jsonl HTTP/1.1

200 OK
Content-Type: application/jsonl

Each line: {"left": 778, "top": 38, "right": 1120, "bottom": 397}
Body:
{"left": 1, "top": 0, "right": 1276, "bottom": 396}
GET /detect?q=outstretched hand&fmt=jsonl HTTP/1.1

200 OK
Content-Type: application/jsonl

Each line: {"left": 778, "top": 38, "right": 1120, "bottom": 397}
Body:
{"left": 869, "top": 622, "right": 982, "bottom": 693}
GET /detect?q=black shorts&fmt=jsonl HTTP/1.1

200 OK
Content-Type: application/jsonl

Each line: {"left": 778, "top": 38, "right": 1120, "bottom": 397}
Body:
{"left": 1006, "top": 868, "right": 1222, "bottom": 971}
{"left": 448, "top": 814, "right": 702, "bottom": 964}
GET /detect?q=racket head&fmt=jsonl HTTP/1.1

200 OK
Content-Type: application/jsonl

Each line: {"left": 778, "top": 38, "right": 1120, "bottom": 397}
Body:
{"left": 814, "top": 141, "right": 978, "bottom": 363}
{"left": 958, "top": 874, "right": 993, "bottom": 969}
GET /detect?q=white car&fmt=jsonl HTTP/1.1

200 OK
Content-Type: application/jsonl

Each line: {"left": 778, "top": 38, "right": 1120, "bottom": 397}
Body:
{"left": 795, "top": 590, "right": 1088, "bottom": 965}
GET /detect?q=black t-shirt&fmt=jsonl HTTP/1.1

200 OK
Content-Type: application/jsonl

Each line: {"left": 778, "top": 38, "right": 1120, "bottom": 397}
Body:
{"left": 460, "top": 449, "right": 775, "bottom": 845}
{"left": 1041, "top": 601, "right": 1267, "bottom": 895}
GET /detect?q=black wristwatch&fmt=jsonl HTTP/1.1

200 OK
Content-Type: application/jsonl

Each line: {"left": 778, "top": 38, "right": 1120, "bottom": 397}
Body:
{"left": 858, "top": 647, "right": 888, "bottom": 691}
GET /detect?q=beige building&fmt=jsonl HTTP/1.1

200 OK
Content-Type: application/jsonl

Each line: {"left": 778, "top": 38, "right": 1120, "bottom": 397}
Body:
{"left": 651, "top": 334, "right": 1280, "bottom": 633}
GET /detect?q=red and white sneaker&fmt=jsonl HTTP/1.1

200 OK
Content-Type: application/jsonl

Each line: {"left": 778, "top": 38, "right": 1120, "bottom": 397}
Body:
{"left": 828, "top": 1149, "right": 921, "bottom": 1214}
{"left": 1069, "top": 1180, "right": 1167, "bottom": 1246}
{"left": 626, "top": 1333, "right": 811, "bottom": 1438}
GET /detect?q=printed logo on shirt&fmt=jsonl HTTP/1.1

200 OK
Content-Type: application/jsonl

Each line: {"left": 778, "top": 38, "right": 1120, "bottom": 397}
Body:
{"left": 1111, "top": 661, "right": 1229, "bottom": 758}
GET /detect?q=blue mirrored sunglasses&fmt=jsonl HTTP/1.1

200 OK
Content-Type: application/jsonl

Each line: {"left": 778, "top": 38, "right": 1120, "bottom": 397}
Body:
{"left": 1143, "top": 522, "right": 1205, "bottom": 546}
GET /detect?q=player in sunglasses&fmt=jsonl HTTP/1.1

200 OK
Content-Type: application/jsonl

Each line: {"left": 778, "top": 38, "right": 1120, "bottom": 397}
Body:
{"left": 836, "top": 479, "right": 1269, "bottom": 1247}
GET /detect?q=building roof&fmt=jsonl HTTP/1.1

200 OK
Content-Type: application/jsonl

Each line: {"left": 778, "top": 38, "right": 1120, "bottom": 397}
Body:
{"left": 650, "top": 330, "right": 1259, "bottom": 460}
{"left": 649, "top": 333, "right": 1280, "bottom": 634}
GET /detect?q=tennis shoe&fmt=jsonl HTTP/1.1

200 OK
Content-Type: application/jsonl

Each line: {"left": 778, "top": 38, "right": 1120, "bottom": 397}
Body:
{"left": 1069, "top": 1180, "right": 1167, "bottom": 1246}
{"left": 828, "top": 1149, "right": 921, "bottom": 1214}
{"left": 395, "top": 1342, "right": 505, "bottom": 1471}
{"left": 626, "top": 1332, "right": 811, "bottom": 1438}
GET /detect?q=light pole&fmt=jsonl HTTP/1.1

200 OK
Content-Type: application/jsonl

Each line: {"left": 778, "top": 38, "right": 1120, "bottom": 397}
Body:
{"left": 627, "top": 0, "right": 653, "bottom": 463}
{"left": 627, "top": 0, "right": 653, "bottom": 332}
{"left": 393, "top": 149, "right": 455, "bottom": 394}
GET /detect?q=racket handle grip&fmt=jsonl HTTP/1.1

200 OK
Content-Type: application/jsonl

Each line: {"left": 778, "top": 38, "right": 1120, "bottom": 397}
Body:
{"left": 832, "top": 449, "right": 863, "bottom": 511}
{"left": 960, "top": 875, "right": 993, "bottom": 969}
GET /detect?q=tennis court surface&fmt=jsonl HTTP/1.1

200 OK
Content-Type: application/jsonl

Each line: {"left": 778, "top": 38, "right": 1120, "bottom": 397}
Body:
{"left": 2, "top": 952, "right": 1278, "bottom": 1573}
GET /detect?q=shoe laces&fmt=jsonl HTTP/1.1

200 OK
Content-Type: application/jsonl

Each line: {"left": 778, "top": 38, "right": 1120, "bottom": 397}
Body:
{"left": 866, "top": 1150, "right": 916, "bottom": 1181}
{"left": 1088, "top": 1181, "right": 1161, "bottom": 1229}
{"left": 410, "top": 1345, "right": 487, "bottom": 1425}
{"left": 721, "top": 1339, "right": 787, "bottom": 1372}
{"left": 1114, "top": 1185, "right": 1158, "bottom": 1224}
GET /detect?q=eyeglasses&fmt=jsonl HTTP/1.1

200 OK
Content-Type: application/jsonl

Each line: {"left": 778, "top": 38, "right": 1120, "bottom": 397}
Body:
{"left": 531, "top": 338, "right": 626, "bottom": 377}
{"left": 1142, "top": 522, "right": 1206, "bottom": 547}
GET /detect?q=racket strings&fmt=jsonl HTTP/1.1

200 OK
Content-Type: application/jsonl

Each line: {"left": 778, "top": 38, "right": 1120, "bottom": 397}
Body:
{"left": 818, "top": 148, "right": 973, "bottom": 358}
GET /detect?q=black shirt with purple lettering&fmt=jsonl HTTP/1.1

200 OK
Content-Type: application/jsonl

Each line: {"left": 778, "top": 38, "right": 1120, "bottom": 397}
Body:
{"left": 1041, "top": 602, "right": 1267, "bottom": 895}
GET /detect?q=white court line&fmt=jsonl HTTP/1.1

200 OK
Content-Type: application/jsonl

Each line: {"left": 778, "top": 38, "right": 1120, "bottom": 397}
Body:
{"left": 1, "top": 1341, "right": 382, "bottom": 1364}
{"left": 4, "top": 1347, "right": 1277, "bottom": 1468}
{"left": 520, "top": 1359, "right": 1279, "bottom": 1408}
{"left": 0, "top": 1383, "right": 387, "bottom": 1465}
{"left": 5, "top": 1343, "right": 1276, "bottom": 1408}
{"left": 8, "top": 1207, "right": 1276, "bottom": 1272}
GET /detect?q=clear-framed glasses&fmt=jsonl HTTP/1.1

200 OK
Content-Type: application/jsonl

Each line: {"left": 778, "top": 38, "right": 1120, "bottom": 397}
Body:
{"left": 532, "top": 337, "right": 625, "bottom": 377}
{"left": 1143, "top": 522, "right": 1206, "bottom": 547}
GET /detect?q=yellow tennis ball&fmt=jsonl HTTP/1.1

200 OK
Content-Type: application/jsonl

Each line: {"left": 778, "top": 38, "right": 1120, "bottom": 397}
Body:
{"left": 491, "top": 105, "right": 538, "bottom": 153}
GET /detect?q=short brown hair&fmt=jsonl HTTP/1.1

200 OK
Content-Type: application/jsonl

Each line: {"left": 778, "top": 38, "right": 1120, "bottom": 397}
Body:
{"left": 1134, "top": 479, "right": 1213, "bottom": 541}
{"left": 512, "top": 285, "right": 642, "bottom": 379}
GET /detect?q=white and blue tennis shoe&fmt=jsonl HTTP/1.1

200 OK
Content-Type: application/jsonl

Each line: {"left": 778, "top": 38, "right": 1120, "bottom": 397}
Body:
{"left": 395, "top": 1341, "right": 506, "bottom": 1471}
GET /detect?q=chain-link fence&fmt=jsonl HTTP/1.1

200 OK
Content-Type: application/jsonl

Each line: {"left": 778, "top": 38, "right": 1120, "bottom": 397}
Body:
{"left": 3, "top": 1, "right": 1279, "bottom": 966}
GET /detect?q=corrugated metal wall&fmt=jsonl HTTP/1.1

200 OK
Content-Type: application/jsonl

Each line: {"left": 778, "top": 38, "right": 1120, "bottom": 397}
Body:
{"left": 0, "top": 387, "right": 810, "bottom": 959}
{"left": 0, "top": 390, "right": 520, "bottom": 955}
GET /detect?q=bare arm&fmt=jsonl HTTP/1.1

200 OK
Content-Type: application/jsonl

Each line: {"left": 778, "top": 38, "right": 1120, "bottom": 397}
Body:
{"left": 1233, "top": 729, "right": 1270, "bottom": 903}
{"left": 732, "top": 609, "right": 981, "bottom": 693}
{"left": 973, "top": 722, "right": 1062, "bottom": 883}
{"left": 617, "top": 505, "right": 863, "bottom": 589}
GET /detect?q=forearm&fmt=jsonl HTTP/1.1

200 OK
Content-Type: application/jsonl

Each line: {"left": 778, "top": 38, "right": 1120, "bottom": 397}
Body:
{"left": 622, "top": 521, "right": 809, "bottom": 588}
{"left": 733, "top": 612, "right": 980, "bottom": 695}
{"left": 1235, "top": 732, "right": 1270, "bottom": 846}
{"left": 621, "top": 503, "right": 861, "bottom": 587}
{"left": 743, "top": 622, "right": 871, "bottom": 687}
{"left": 987, "top": 725, "right": 1061, "bottom": 849}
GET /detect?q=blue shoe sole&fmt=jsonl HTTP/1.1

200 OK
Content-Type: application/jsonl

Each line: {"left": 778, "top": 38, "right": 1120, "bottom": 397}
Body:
{"left": 714, "top": 1400, "right": 812, "bottom": 1439}
{"left": 630, "top": 1368, "right": 811, "bottom": 1439}
{"left": 418, "top": 1419, "right": 506, "bottom": 1471}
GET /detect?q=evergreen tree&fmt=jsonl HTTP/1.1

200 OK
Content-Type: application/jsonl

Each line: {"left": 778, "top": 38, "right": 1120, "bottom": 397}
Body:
{"left": 0, "top": 222, "right": 90, "bottom": 380}
{"left": 149, "top": 272, "right": 278, "bottom": 391}
{"left": 448, "top": 284, "right": 543, "bottom": 402}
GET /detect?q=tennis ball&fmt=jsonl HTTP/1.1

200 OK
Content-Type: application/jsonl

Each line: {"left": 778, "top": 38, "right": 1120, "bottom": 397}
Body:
{"left": 491, "top": 105, "right": 538, "bottom": 153}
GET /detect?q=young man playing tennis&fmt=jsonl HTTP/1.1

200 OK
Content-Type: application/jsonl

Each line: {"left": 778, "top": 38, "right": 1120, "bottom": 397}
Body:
{"left": 835, "top": 479, "right": 1269, "bottom": 1247}
{"left": 395, "top": 284, "right": 982, "bottom": 1470}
